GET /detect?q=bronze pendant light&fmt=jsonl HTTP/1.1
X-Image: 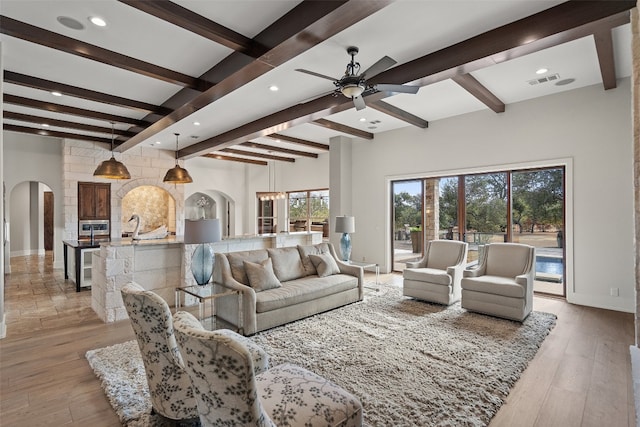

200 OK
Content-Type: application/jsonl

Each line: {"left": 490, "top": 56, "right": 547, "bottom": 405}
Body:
{"left": 93, "top": 122, "right": 131, "bottom": 179}
{"left": 163, "top": 133, "right": 193, "bottom": 184}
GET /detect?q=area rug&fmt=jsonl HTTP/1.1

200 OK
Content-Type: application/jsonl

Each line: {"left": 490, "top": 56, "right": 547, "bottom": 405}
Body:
{"left": 86, "top": 285, "right": 555, "bottom": 426}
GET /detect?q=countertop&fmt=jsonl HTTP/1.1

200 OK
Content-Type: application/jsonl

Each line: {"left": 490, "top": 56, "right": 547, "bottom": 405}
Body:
{"left": 62, "top": 239, "right": 109, "bottom": 249}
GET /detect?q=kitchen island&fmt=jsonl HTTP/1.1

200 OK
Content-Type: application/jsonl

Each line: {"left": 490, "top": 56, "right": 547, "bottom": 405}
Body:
{"left": 91, "top": 232, "right": 323, "bottom": 323}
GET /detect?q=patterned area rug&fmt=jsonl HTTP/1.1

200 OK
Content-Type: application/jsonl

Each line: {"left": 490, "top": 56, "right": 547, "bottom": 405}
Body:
{"left": 86, "top": 285, "right": 556, "bottom": 426}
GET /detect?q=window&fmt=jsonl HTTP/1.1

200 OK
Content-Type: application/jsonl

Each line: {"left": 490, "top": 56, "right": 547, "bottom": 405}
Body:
{"left": 288, "top": 189, "right": 329, "bottom": 235}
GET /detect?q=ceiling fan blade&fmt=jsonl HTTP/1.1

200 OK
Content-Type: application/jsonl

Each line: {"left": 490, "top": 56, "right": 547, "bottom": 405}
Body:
{"left": 375, "top": 83, "right": 419, "bottom": 94}
{"left": 295, "top": 69, "right": 338, "bottom": 82}
{"left": 353, "top": 95, "right": 366, "bottom": 111}
{"left": 362, "top": 56, "right": 397, "bottom": 79}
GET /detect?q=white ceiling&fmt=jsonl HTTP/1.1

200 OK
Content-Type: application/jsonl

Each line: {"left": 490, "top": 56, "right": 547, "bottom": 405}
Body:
{"left": 0, "top": 0, "right": 633, "bottom": 162}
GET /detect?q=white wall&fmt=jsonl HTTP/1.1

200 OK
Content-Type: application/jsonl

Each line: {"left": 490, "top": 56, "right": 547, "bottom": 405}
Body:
{"left": 350, "top": 79, "right": 634, "bottom": 312}
{"left": 4, "top": 133, "right": 64, "bottom": 268}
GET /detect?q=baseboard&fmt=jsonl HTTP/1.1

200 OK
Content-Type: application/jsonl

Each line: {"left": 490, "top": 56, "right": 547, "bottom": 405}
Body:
{"left": 10, "top": 249, "right": 41, "bottom": 257}
{"left": 0, "top": 314, "right": 6, "bottom": 340}
{"left": 629, "top": 346, "right": 640, "bottom": 425}
{"left": 566, "top": 292, "right": 634, "bottom": 313}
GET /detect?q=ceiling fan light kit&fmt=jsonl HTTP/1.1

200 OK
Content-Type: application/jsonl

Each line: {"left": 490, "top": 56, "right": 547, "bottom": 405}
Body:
{"left": 296, "top": 46, "right": 418, "bottom": 111}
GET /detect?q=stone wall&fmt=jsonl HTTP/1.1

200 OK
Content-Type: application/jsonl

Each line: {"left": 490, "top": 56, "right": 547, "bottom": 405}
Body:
{"left": 634, "top": 5, "right": 640, "bottom": 345}
{"left": 62, "top": 140, "right": 186, "bottom": 240}
{"left": 425, "top": 179, "right": 440, "bottom": 242}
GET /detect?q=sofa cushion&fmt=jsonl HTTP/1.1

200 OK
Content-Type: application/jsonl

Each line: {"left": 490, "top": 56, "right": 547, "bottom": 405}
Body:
{"left": 244, "top": 258, "right": 282, "bottom": 292}
{"left": 226, "top": 250, "right": 269, "bottom": 285}
{"left": 461, "top": 275, "right": 525, "bottom": 298}
{"left": 267, "top": 247, "right": 306, "bottom": 282}
{"left": 309, "top": 253, "right": 340, "bottom": 278}
{"left": 403, "top": 267, "right": 452, "bottom": 286}
{"left": 255, "top": 274, "right": 358, "bottom": 313}
{"left": 297, "top": 243, "right": 331, "bottom": 276}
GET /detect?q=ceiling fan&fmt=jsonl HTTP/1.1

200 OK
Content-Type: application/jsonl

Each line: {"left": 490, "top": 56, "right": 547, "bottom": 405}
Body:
{"left": 295, "top": 46, "right": 419, "bottom": 111}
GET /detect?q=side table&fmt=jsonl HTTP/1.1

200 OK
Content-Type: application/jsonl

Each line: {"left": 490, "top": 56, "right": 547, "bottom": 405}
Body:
{"left": 175, "top": 284, "right": 243, "bottom": 334}
{"left": 347, "top": 260, "right": 380, "bottom": 291}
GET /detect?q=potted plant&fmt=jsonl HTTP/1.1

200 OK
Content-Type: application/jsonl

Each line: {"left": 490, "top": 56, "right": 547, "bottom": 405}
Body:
{"left": 410, "top": 226, "right": 423, "bottom": 253}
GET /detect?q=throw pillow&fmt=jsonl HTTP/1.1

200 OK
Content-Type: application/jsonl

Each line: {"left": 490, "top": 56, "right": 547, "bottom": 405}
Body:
{"left": 297, "top": 243, "right": 331, "bottom": 276}
{"left": 309, "top": 253, "right": 341, "bottom": 278}
{"left": 267, "top": 247, "right": 306, "bottom": 281}
{"left": 243, "top": 258, "right": 282, "bottom": 292}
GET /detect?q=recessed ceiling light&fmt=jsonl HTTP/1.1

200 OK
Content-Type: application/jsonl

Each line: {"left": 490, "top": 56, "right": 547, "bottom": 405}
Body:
{"left": 269, "top": 85, "right": 279, "bottom": 92}
{"left": 89, "top": 16, "right": 107, "bottom": 27}
{"left": 155, "top": 141, "right": 162, "bottom": 145}
{"left": 555, "top": 78, "right": 575, "bottom": 86}
{"left": 536, "top": 68, "right": 548, "bottom": 75}
{"left": 57, "top": 16, "right": 84, "bottom": 30}
{"left": 193, "top": 121, "right": 200, "bottom": 126}
{"left": 51, "top": 91, "right": 62, "bottom": 97}
{"left": 42, "top": 123, "right": 50, "bottom": 127}
{"left": 359, "top": 118, "right": 366, "bottom": 122}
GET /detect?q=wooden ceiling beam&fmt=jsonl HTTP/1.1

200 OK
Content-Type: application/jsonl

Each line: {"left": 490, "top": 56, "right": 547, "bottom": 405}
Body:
{"left": 3, "top": 71, "right": 172, "bottom": 115}
{"left": 117, "top": 0, "right": 392, "bottom": 153}
{"left": 369, "top": 100, "right": 429, "bottom": 128}
{"left": 4, "top": 123, "right": 112, "bottom": 143}
{"left": 178, "top": 1, "right": 635, "bottom": 158}
{"left": 266, "top": 134, "right": 329, "bottom": 151}
{"left": 240, "top": 141, "right": 319, "bottom": 158}
{"left": 451, "top": 74, "right": 505, "bottom": 113}
{"left": 118, "top": 0, "right": 267, "bottom": 58}
{"left": 593, "top": 29, "right": 617, "bottom": 90}
{"left": 4, "top": 94, "right": 150, "bottom": 127}
{"left": 3, "top": 111, "right": 137, "bottom": 137}
{"left": 0, "top": 16, "right": 212, "bottom": 91}
{"left": 311, "top": 118, "right": 374, "bottom": 140}
{"left": 202, "top": 153, "right": 267, "bottom": 165}
{"left": 221, "top": 148, "right": 295, "bottom": 162}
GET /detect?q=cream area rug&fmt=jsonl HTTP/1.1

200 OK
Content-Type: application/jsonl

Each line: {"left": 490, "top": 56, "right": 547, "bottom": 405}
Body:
{"left": 86, "top": 285, "right": 555, "bottom": 426}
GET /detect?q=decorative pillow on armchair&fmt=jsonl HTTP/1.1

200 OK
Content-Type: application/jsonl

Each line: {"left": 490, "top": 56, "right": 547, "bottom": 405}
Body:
{"left": 309, "top": 253, "right": 341, "bottom": 278}
{"left": 243, "top": 258, "right": 282, "bottom": 292}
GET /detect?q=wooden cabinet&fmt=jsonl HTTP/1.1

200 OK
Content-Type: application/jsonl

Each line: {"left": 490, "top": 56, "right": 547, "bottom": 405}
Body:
{"left": 78, "top": 182, "right": 111, "bottom": 219}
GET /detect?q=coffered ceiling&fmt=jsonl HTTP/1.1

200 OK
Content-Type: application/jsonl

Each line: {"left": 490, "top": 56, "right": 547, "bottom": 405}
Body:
{"left": 1, "top": 0, "right": 635, "bottom": 166}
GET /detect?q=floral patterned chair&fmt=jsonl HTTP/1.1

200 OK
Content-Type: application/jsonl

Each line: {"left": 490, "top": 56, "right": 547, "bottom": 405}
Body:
{"left": 173, "top": 310, "right": 363, "bottom": 427}
{"left": 120, "top": 282, "right": 199, "bottom": 423}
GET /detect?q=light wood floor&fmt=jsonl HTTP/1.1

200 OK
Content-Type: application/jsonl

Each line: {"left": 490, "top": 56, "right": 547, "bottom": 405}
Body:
{"left": 0, "top": 253, "right": 636, "bottom": 426}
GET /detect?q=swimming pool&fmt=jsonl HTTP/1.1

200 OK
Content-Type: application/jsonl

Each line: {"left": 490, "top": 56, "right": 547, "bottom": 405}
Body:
{"left": 536, "top": 256, "right": 563, "bottom": 276}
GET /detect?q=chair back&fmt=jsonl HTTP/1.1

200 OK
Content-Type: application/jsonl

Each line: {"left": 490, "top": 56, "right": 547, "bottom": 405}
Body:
{"left": 484, "top": 243, "right": 535, "bottom": 278}
{"left": 120, "top": 283, "right": 197, "bottom": 421}
{"left": 426, "top": 240, "right": 468, "bottom": 270}
{"left": 173, "top": 311, "right": 275, "bottom": 427}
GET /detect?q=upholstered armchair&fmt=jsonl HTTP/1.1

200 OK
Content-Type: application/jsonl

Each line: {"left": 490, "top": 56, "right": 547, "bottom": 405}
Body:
{"left": 120, "top": 282, "right": 199, "bottom": 423}
{"left": 460, "top": 243, "right": 536, "bottom": 321}
{"left": 173, "top": 311, "right": 363, "bottom": 427}
{"left": 403, "top": 240, "right": 468, "bottom": 305}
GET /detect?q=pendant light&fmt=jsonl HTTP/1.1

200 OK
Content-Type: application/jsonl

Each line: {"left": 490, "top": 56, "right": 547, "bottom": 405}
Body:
{"left": 93, "top": 122, "right": 131, "bottom": 179}
{"left": 163, "top": 133, "right": 193, "bottom": 184}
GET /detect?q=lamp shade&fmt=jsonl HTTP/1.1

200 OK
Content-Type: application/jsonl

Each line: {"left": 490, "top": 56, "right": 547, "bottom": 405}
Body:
{"left": 163, "top": 165, "right": 193, "bottom": 184}
{"left": 184, "top": 219, "right": 221, "bottom": 244}
{"left": 93, "top": 155, "right": 131, "bottom": 179}
{"left": 335, "top": 216, "right": 355, "bottom": 234}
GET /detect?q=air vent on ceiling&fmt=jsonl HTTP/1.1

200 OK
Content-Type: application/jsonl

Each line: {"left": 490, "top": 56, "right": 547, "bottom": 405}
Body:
{"left": 528, "top": 73, "right": 561, "bottom": 85}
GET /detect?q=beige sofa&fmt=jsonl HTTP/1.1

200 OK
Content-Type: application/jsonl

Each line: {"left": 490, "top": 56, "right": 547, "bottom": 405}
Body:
{"left": 214, "top": 242, "right": 363, "bottom": 335}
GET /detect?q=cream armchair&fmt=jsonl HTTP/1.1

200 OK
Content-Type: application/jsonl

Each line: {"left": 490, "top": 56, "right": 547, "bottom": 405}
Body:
{"left": 461, "top": 243, "right": 536, "bottom": 321}
{"left": 403, "top": 240, "right": 468, "bottom": 305}
{"left": 173, "top": 311, "right": 363, "bottom": 427}
{"left": 120, "top": 282, "right": 199, "bottom": 423}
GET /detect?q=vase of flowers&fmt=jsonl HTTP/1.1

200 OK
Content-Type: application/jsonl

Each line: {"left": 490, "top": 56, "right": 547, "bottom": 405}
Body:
{"left": 196, "top": 196, "right": 209, "bottom": 219}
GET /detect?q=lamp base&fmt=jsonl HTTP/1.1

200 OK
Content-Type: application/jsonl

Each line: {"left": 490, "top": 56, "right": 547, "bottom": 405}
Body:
{"left": 340, "top": 233, "right": 351, "bottom": 262}
{"left": 191, "top": 244, "right": 214, "bottom": 286}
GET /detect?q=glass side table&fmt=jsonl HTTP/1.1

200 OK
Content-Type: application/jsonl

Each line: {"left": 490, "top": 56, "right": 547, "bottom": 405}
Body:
{"left": 175, "top": 283, "right": 243, "bottom": 334}
{"left": 347, "top": 260, "right": 380, "bottom": 291}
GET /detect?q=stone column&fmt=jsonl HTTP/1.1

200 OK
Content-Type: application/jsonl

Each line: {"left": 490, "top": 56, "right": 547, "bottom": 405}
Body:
{"left": 425, "top": 178, "right": 440, "bottom": 242}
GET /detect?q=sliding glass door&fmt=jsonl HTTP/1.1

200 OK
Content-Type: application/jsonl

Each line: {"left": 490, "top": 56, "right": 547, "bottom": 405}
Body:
{"left": 391, "top": 166, "right": 566, "bottom": 296}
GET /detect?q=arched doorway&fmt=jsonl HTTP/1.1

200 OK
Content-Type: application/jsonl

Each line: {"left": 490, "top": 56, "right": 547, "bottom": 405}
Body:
{"left": 185, "top": 190, "right": 235, "bottom": 237}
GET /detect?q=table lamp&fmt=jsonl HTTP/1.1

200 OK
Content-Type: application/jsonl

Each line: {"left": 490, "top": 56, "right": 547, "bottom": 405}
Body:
{"left": 184, "top": 219, "right": 222, "bottom": 286}
{"left": 335, "top": 215, "right": 355, "bottom": 262}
